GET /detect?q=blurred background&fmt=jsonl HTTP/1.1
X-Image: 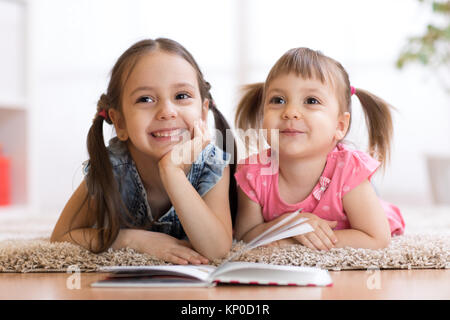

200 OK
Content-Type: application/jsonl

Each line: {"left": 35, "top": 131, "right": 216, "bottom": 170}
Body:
{"left": 0, "top": 0, "right": 449, "bottom": 221}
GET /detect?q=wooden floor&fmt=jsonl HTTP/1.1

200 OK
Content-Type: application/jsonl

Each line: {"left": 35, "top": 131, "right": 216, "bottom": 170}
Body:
{"left": 0, "top": 269, "right": 448, "bottom": 300}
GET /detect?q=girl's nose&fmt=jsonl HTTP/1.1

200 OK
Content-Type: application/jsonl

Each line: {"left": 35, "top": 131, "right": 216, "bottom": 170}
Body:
{"left": 156, "top": 101, "right": 177, "bottom": 120}
{"left": 281, "top": 104, "right": 302, "bottom": 120}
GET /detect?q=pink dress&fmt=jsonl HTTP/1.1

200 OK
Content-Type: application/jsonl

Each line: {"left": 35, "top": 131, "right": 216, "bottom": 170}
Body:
{"left": 234, "top": 143, "right": 405, "bottom": 236}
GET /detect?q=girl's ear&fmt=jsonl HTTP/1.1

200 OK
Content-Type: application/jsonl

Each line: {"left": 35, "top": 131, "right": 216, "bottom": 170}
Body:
{"left": 109, "top": 109, "right": 129, "bottom": 141}
{"left": 201, "top": 99, "right": 210, "bottom": 122}
{"left": 335, "top": 111, "right": 350, "bottom": 141}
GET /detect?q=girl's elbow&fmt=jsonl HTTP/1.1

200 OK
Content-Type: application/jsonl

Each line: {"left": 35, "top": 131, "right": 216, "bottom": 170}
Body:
{"left": 375, "top": 233, "right": 391, "bottom": 249}
{"left": 206, "top": 242, "right": 233, "bottom": 260}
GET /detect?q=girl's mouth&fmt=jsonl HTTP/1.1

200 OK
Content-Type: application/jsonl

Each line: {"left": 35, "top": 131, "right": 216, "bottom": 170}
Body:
{"left": 150, "top": 128, "right": 187, "bottom": 141}
{"left": 280, "top": 128, "right": 305, "bottom": 136}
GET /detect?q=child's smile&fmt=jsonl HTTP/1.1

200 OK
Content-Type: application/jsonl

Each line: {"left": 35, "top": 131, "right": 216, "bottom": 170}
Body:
{"left": 262, "top": 73, "right": 348, "bottom": 158}
{"left": 113, "top": 51, "right": 208, "bottom": 161}
{"left": 150, "top": 127, "right": 189, "bottom": 142}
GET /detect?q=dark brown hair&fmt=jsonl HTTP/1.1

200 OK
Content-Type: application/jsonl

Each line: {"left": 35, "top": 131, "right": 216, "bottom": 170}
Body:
{"left": 235, "top": 47, "right": 394, "bottom": 165}
{"left": 72, "top": 38, "right": 237, "bottom": 253}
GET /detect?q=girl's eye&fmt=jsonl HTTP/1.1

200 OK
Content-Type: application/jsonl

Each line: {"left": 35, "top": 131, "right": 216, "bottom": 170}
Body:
{"left": 136, "top": 96, "right": 154, "bottom": 104}
{"left": 269, "top": 96, "right": 286, "bottom": 104}
{"left": 175, "top": 93, "right": 191, "bottom": 100}
{"left": 305, "top": 97, "right": 320, "bottom": 105}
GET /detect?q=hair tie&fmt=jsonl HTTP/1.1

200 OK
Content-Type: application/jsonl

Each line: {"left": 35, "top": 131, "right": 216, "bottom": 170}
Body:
{"left": 350, "top": 86, "right": 356, "bottom": 96}
{"left": 98, "top": 109, "right": 108, "bottom": 120}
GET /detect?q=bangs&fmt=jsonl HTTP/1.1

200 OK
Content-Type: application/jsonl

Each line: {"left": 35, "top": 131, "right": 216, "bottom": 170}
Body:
{"left": 266, "top": 47, "right": 339, "bottom": 89}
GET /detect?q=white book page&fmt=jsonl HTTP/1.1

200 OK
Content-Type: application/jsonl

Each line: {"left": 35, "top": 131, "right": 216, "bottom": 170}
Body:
{"left": 99, "top": 265, "right": 217, "bottom": 282}
{"left": 251, "top": 221, "right": 314, "bottom": 248}
{"left": 212, "top": 209, "right": 313, "bottom": 276}
{"left": 247, "top": 209, "right": 303, "bottom": 248}
{"left": 209, "top": 262, "right": 332, "bottom": 286}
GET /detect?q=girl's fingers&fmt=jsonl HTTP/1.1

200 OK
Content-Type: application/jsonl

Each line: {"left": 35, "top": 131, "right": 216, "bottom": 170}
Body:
{"left": 305, "top": 232, "right": 327, "bottom": 251}
{"left": 166, "top": 254, "right": 189, "bottom": 265}
{"left": 174, "top": 251, "right": 201, "bottom": 265}
{"left": 173, "top": 247, "right": 208, "bottom": 265}
{"left": 297, "top": 235, "right": 316, "bottom": 250}
{"left": 189, "top": 250, "right": 209, "bottom": 264}
{"left": 201, "top": 121, "right": 210, "bottom": 140}
{"left": 193, "top": 121, "right": 201, "bottom": 137}
{"left": 314, "top": 227, "right": 334, "bottom": 250}
{"left": 320, "top": 223, "right": 338, "bottom": 245}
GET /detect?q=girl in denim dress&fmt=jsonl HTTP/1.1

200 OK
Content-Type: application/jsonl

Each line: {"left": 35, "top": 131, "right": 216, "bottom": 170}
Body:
{"left": 51, "top": 38, "right": 237, "bottom": 264}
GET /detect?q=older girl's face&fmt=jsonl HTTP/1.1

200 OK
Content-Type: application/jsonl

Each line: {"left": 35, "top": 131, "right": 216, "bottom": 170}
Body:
{"left": 262, "top": 72, "right": 350, "bottom": 159}
{"left": 111, "top": 51, "right": 209, "bottom": 161}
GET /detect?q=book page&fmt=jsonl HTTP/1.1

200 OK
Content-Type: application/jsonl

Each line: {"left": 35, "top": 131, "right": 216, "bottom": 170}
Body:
{"left": 252, "top": 220, "right": 314, "bottom": 247}
{"left": 247, "top": 209, "right": 310, "bottom": 249}
{"left": 209, "top": 262, "right": 332, "bottom": 286}
{"left": 212, "top": 209, "right": 313, "bottom": 276}
{"left": 99, "top": 265, "right": 216, "bottom": 282}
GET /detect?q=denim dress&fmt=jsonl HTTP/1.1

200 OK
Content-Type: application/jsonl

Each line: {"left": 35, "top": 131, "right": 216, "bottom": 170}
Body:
{"left": 83, "top": 137, "right": 231, "bottom": 240}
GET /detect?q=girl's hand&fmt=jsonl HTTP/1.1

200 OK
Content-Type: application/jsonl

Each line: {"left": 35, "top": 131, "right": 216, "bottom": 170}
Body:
{"left": 293, "top": 212, "right": 338, "bottom": 251}
{"left": 125, "top": 229, "right": 209, "bottom": 265}
{"left": 264, "top": 237, "right": 298, "bottom": 248}
{"left": 158, "top": 120, "right": 211, "bottom": 173}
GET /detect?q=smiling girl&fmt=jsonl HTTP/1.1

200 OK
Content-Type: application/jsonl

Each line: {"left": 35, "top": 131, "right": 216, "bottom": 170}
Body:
{"left": 50, "top": 38, "right": 236, "bottom": 264}
{"left": 234, "top": 47, "right": 405, "bottom": 250}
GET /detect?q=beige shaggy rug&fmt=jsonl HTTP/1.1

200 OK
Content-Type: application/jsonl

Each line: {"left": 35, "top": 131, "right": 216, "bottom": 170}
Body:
{"left": 0, "top": 205, "right": 449, "bottom": 272}
{"left": 0, "top": 234, "right": 448, "bottom": 273}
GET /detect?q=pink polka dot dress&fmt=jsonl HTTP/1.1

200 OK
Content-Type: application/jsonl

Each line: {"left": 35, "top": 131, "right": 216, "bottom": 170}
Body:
{"left": 234, "top": 143, "right": 405, "bottom": 236}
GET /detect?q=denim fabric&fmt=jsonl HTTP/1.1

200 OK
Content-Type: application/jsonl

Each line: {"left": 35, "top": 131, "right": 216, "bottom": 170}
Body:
{"left": 83, "top": 137, "right": 231, "bottom": 240}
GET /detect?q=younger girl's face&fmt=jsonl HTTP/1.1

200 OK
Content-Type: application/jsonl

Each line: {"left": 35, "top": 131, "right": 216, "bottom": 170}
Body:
{"left": 112, "top": 51, "right": 208, "bottom": 161}
{"left": 262, "top": 72, "right": 350, "bottom": 158}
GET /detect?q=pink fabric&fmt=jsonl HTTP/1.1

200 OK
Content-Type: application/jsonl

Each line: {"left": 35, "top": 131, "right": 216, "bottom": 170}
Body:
{"left": 234, "top": 143, "right": 405, "bottom": 236}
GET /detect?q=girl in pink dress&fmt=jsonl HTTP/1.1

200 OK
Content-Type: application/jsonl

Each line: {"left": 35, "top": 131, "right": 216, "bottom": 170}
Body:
{"left": 234, "top": 47, "right": 405, "bottom": 250}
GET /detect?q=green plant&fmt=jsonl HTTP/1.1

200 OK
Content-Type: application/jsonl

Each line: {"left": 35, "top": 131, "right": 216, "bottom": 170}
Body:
{"left": 396, "top": 0, "right": 450, "bottom": 92}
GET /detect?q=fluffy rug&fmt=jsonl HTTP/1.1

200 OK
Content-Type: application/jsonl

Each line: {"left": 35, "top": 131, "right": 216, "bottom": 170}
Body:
{"left": 0, "top": 234, "right": 448, "bottom": 273}
{"left": 0, "top": 205, "right": 449, "bottom": 272}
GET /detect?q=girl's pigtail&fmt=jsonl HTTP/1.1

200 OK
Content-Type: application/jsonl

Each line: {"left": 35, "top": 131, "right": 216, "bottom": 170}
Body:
{"left": 234, "top": 83, "right": 265, "bottom": 154}
{"left": 235, "top": 82, "right": 265, "bottom": 131}
{"left": 81, "top": 95, "right": 126, "bottom": 252}
{"left": 353, "top": 88, "right": 394, "bottom": 167}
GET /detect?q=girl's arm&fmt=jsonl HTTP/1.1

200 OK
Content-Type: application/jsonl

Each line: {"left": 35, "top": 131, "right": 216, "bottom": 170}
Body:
{"left": 50, "top": 181, "right": 101, "bottom": 249}
{"left": 234, "top": 187, "right": 301, "bottom": 245}
{"left": 159, "top": 164, "right": 233, "bottom": 260}
{"left": 335, "top": 179, "right": 392, "bottom": 249}
{"left": 234, "top": 187, "right": 265, "bottom": 242}
{"left": 157, "top": 121, "right": 234, "bottom": 260}
{"left": 235, "top": 187, "right": 338, "bottom": 250}
{"left": 50, "top": 182, "right": 208, "bottom": 264}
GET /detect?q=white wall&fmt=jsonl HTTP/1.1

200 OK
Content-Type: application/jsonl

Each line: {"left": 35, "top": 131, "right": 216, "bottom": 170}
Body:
{"left": 26, "top": 0, "right": 449, "bottom": 214}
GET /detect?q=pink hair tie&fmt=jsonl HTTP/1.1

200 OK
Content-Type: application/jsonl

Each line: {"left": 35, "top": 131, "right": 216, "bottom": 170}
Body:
{"left": 98, "top": 109, "right": 108, "bottom": 120}
{"left": 350, "top": 86, "right": 356, "bottom": 96}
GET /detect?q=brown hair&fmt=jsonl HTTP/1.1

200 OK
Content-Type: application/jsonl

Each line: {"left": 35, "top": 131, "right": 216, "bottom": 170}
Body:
{"left": 72, "top": 38, "right": 237, "bottom": 253}
{"left": 235, "top": 47, "right": 394, "bottom": 165}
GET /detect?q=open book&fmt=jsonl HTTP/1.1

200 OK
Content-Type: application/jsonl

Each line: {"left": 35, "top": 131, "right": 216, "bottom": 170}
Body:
{"left": 91, "top": 209, "right": 333, "bottom": 287}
